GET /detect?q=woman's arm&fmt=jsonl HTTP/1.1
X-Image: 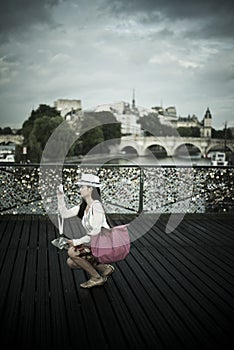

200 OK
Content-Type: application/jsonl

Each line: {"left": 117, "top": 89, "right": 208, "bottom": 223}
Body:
{"left": 57, "top": 193, "right": 80, "bottom": 219}
{"left": 68, "top": 235, "right": 91, "bottom": 246}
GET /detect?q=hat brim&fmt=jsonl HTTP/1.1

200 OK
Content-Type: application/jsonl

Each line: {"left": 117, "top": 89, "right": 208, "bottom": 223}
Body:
{"left": 78, "top": 181, "right": 101, "bottom": 187}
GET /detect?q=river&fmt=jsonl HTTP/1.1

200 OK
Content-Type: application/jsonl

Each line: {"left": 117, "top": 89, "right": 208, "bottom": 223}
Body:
{"left": 109, "top": 155, "right": 211, "bottom": 166}
{"left": 76, "top": 153, "right": 212, "bottom": 166}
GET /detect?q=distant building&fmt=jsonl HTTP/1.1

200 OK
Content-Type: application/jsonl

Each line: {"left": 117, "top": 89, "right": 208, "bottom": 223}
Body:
{"left": 230, "top": 127, "right": 234, "bottom": 137}
{"left": 200, "top": 108, "right": 212, "bottom": 138}
{"left": 53, "top": 96, "right": 213, "bottom": 139}
{"left": 177, "top": 114, "right": 200, "bottom": 128}
{"left": 91, "top": 91, "right": 149, "bottom": 136}
{"left": 94, "top": 101, "right": 142, "bottom": 135}
{"left": 118, "top": 109, "right": 142, "bottom": 135}
{"left": 54, "top": 99, "right": 82, "bottom": 119}
{"left": 0, "top": 142, "right": 16, "bottom": 161}
{"left": 152, "top": 104, "right": 212, "bottom": 138}
{"left": 152, "top": 105, "right": 178, "bottom": 126}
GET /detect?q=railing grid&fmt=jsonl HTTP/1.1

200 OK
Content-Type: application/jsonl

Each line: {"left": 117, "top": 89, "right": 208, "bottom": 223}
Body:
{"left": 0, "top": 164, "right": 233, "bottom": 215}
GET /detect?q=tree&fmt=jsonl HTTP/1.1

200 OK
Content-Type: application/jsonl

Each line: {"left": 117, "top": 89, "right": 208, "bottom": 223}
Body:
{"left": 138, "top": 113, "right": 177, "bottom": 136}
{"left": 80, "top": 114, "right": 104, "bottom": 155}
{"left": 1, "top": 127, "right": 13, "bottom": 135}
{"left": 212, "top": 128, "right": 233, "bottom": 139}
{"left": 22, "top": 104, "right": 61, "bottom": 143}
{"left": 20, "top": 104, "right": 65, "bottom": 162}
{"left": 78, "top": 111, "right": 121, "bottom": 155}
{"left": 86, "top": 111, "right": 121, "bottom": 141}
{"left": 177, "top": 127, "right": 200, "bottom": 137}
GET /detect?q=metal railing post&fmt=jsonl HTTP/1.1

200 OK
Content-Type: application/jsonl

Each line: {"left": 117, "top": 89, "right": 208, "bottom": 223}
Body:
{"left": 138, "top": 167, "right": 144, "bottom": 214}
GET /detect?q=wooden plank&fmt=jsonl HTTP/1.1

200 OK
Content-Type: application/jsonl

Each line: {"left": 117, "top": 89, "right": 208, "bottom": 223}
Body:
{"left": 34, "top": 215, "right": 52, "bottom": 349}
{"left": 60, "top": 217, "right": 148, "bottom": 349}
{"left": 200, "top": 215, "right": 234, "bottom": 238}
{"left": 120, "top": 249, "right": 197, "bottom": 349}
{"left": 208, "top": 245, "right": 234, "bottom": 265}
{"left": 110, "top": 260, "right": 166, "bottom": 349}
{"left": 89, "top": 284, "right": 132, "bottom": 350}
{"left": 72, "top": 269, "right": 110, "bottom": 350}
{"left": 52, "top": 216, "right": 113, "bottom": 349}
{"left": 16, "top": 215, "right": 39, "bottom": 348}
{"left": 99, "top": 276, "right": 146, "bottom": 350}
{"left": 150, "top": 222, "right": 234, "bottom": 320}
{"left": 156, "top": 216, "right": 234, "bottom": 265}
{"left": 47, "top": 217, "right": 71, "bottom": 349}
{"left": 0, "top": 216, "right": 23, "bottom": 316}
{"left": 133, "top": 234, "right": 221, "bottom": 349}
{"left": 126, "top": 215, "right": 233, "bottom": 347}
{"left": 0, "top": 215, "right": 30, "bottom": 346}
{"left": 0, "top": 216, "right": 9, "bottom": 245}
{"left": 49, "top": 219, "right": 89, "bottom": 349}
{"left": 173, "top": 220, "right": 234, "bottom": 286}
{"left": 0, "top": 214, "right": 233, "bottom": 350}
{"left": 185, "top": 217, "right": 234, "bottom": 247}
{"left": 0, "top": 217, "right": 16, "bottom": 273}
{"left": 159, "top": 246, "right": 233, "bottom": 342}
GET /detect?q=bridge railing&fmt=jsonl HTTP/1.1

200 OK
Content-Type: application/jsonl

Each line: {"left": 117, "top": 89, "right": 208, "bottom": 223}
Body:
{"left": 0, "top": 164, "right": 233, "bottom": 215}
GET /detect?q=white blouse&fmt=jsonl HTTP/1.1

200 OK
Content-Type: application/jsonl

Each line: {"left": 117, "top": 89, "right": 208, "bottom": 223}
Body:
{"left": 57, "top": 195, "right": 109, "bottom": 246}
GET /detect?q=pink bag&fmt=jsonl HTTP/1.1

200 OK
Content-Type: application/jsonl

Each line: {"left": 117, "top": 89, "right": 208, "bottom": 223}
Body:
{"left": 91, "top": 225, "right": 130, "bottom": 263}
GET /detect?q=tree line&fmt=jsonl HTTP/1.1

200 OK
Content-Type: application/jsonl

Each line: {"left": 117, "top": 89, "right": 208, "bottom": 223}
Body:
{"left": 0, "top": 127, "right": 21, "bottom": 135}
{"left": 15, "top": 104, "right": 121, "bottom": 163}
{"left": 3, "top": 103, "right": 232, "bottom": 162}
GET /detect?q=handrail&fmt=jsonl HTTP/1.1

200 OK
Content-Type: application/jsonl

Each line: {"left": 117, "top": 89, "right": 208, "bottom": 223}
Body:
{"left": 1, "top": 163, "right": 234, "bottom": 168}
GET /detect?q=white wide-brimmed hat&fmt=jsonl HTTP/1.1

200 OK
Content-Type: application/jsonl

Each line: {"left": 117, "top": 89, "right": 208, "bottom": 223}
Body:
{"left": 78, "top": 173, "right": 101, "bottom": 187}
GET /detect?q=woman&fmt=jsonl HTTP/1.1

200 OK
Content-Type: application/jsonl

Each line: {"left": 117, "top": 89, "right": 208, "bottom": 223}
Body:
{"left": 57, "top": 173, "right": 115, "bottom": 289}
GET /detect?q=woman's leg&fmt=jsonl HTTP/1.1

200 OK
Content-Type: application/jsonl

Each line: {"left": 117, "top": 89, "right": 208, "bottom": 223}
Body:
{"left": 67, "top": 257, "right": 80, "bottom": 269}
{"left": 95, "top": 263, "right": 115, "bottom": 277}
{"left": 68, "top": 247, "right": 101, "bottom": 278}
{"left": 67, "top": 247, "right": 107, "bottom": 288}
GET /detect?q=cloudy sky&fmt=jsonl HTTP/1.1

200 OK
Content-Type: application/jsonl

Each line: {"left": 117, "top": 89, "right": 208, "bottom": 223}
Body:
{"left": 0, "top": 0, "right": 234, "bottom": 129}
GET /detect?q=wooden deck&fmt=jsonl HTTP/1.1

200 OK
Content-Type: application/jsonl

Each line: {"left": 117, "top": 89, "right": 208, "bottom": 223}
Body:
{"left": 0, "top": 213, "right": 233, "bottom": 350}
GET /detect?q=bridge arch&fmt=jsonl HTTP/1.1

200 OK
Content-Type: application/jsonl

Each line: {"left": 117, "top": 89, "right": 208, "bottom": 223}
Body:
{"left": 173, "top": 142, "right": 203, "bottom": 157}
{"left": 206, "top": 144, "right": 234, "bottom": 154}
{"left": 119, "top": 136, "right": 234, "bottom": 158}
{"left": 144, "top": 140, "right": 171, "bottom": 157}
{"left": 0, "top": 135, "right": 24, "bottom": 145}
{"left": 146, "top": 143, "right": 168, "bottom": 157}
{"left": 121, "top": 146, "right": 139, "bottom": 156}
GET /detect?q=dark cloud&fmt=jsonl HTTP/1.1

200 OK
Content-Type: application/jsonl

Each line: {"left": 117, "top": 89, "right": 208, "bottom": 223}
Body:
{"left": 0, "top": 0, "right": 233, "bottom": 129}
{"left": 106, "top": 0, "right": 234, "bottom": 19}
{"left": 105, "top": 0, "right": 234, "bottom": 39}
{"left": 0, "top": 0, "right": 63, "bottom": 41}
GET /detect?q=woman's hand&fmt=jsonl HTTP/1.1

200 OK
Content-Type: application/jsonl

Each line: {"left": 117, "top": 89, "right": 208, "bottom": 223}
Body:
{"left": 67, "top": 239, "right": 74, "bottom": 246}
{"left": 57, "top": 184, "right": 64, "bottom": 196}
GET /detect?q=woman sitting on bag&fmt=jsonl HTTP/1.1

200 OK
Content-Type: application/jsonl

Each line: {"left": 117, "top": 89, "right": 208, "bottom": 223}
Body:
{"left": 57, "top": 173, "right": 115, "bottom": 289}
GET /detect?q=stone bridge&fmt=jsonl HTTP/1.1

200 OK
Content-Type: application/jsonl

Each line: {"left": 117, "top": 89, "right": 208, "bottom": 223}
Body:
{"left": 1, "top": 134, "right": 233, "bottom": 158}
{"left": 119, "top": 136, "right": 234, "bottom": 157}
{"left": 0, "top": 135, "right": 24, "bottom": 145}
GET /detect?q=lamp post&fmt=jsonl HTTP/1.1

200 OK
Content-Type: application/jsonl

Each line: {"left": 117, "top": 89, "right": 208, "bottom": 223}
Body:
{"left": 22, "top": 146, "right": 27, "bottom": 163}
{"left": 224, "top": 122, "right": 227, "bottom": 153}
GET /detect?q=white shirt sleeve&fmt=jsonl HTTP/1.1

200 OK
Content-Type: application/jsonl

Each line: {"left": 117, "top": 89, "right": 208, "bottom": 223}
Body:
{"left": 72, "top": 235, "right": 91, "bottom": 246}
{"left": 57, "top": 194, "right": 80, "bottom": 219}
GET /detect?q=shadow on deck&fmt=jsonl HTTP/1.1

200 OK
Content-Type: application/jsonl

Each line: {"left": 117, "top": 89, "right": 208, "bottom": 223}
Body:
{"left": 0, "top": 213, "right": 233, "bottom": 350}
